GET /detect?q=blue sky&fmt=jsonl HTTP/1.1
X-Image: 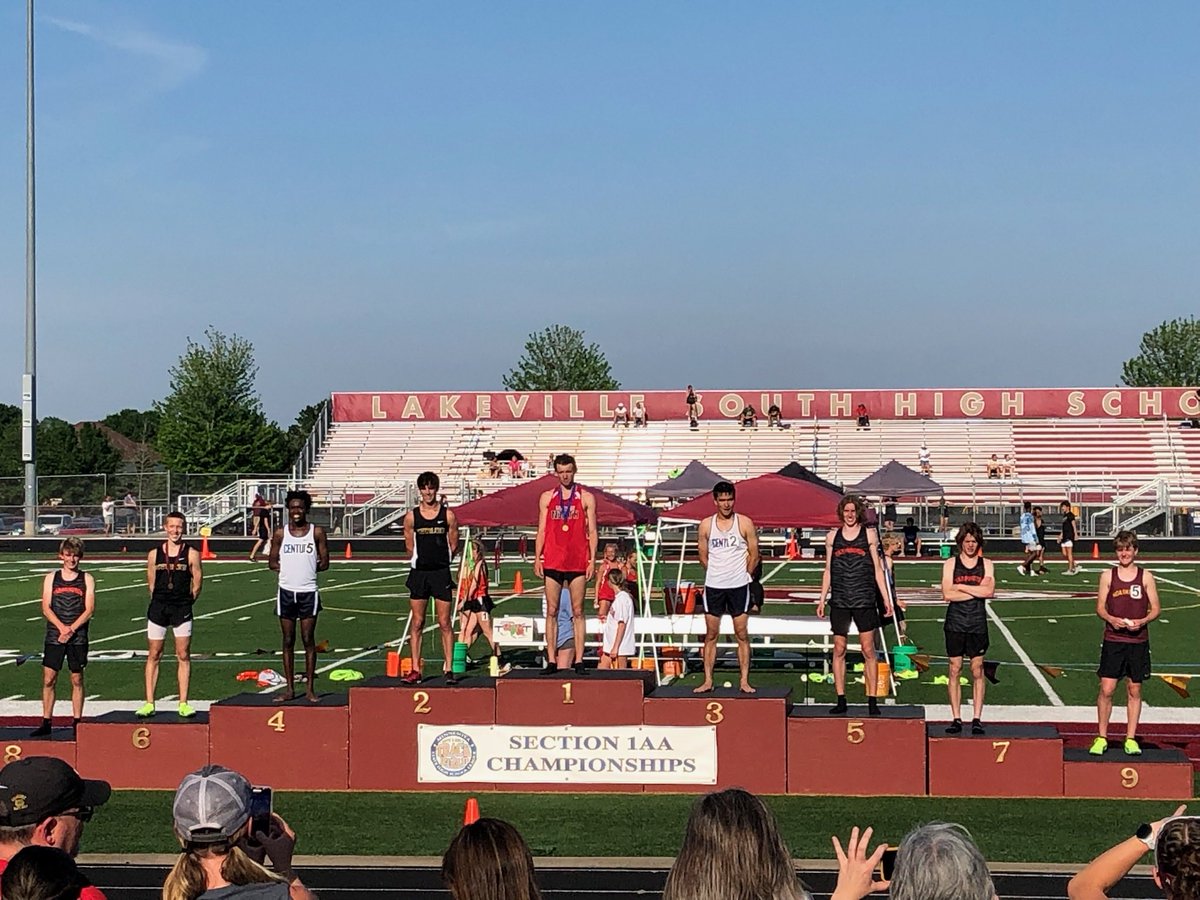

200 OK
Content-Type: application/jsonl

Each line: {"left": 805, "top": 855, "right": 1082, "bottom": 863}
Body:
{"left": 0, "top": 2, "right": 1197, "bottom": 425}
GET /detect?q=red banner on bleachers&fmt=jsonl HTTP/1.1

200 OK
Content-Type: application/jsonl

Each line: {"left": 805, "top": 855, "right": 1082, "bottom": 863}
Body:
{"left": 332, "top": 388, "right": 1200, "bottom": 423}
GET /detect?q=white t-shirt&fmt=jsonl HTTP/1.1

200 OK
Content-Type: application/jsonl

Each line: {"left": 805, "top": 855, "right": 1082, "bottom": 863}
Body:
{"left": 604, "top": 590, "right": 636, "bottom": 657}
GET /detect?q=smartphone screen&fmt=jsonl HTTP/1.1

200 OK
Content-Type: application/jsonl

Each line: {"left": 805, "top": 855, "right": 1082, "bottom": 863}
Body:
{"left": 249, "top": 786, "right": 273, "bottom": 836}
{"left": 880, "top": 847, "right": 899, "bottom": 881}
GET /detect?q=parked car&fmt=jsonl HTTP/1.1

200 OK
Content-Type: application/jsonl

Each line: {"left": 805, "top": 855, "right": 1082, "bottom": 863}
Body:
{"left": 36, "top": 514, "right": 74, "bottom": 535}
{"left": 59, "top": 516, "right": 105, "bottom": 535}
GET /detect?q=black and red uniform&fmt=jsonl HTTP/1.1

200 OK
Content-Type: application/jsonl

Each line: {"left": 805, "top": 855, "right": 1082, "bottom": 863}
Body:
{"left": 945, "top": 554, "right": 989, "bottom": 659}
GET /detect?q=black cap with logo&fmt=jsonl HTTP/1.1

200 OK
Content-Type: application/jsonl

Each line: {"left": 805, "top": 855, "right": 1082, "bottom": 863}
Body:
{"left": 0, "top": 758, "right": 112, "bottom": 827}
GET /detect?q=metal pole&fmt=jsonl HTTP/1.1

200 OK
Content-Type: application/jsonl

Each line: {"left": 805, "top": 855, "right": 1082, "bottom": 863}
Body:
{"left": 22, "top": 0, "right": 37, "bottom": 537}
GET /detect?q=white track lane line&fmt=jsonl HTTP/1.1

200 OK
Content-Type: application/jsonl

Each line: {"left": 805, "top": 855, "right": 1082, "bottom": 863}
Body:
{"left": 986, "top": 604, "right": 1064, "bottom": 706}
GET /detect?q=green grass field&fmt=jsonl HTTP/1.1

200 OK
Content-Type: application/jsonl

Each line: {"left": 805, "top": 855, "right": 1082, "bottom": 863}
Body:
{"left": 1, "top": 551, "right": 1197, "bottom": 708}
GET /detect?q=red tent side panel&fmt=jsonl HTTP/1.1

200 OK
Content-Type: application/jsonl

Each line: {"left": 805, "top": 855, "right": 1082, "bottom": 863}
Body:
{"left": 454, "top": 475, "right": 657, "bottom": 527}
{"left": 663, "top": 474, "right": 843, "bottom": 529}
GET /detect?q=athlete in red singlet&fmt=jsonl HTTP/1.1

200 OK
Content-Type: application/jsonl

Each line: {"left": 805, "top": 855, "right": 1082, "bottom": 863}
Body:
{"left": 535, "top": 454, "right": 597, "bottom": 674}
{"left": 594, "top": 543, "right": 620, "bottom": 621}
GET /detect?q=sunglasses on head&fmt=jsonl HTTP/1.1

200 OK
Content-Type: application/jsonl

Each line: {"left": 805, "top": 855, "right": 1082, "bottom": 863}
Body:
{"left": 58, "top": 807, "right": 94, "bottom": 823}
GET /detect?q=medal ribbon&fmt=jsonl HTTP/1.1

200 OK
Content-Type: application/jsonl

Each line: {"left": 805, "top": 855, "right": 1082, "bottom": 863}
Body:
{"left": 558, "top": 483, "right": 577, "bottom": 530}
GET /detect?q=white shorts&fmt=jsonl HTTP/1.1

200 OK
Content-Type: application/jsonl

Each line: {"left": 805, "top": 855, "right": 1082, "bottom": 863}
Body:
{"left": 147, "top": 619, "right": 193, "bottom": 641}
{"left": 1061, "top": 541, "right": 1074, "bottom": 549}
{"left": 1024, "top": 543, "right": 1041, "bottom": 552}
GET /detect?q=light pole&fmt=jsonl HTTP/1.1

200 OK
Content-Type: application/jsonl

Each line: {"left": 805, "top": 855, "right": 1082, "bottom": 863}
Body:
{"left": 23, "top": 0, "right": 37, "bottom": 536}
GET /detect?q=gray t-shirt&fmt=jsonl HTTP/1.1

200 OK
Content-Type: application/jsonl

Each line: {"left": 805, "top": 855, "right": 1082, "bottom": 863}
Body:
{"left": 198, "top": 883, "right": 289, "bottom": 900}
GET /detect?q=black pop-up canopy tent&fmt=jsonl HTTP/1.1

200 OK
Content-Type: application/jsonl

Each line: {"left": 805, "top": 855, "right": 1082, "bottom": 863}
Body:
{"left": 848, "top": 460, "right": 943, "bottom": 497}
{"left": 776, "top": 461, "right": 843, "bottom": 495}
{"left": 645, "top": 460, "right": 727, "bottom": 501}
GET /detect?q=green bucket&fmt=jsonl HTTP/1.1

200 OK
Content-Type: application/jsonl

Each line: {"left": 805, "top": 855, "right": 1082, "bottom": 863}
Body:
{"left": 452, "top": 641, "right": 469, "bottom": 674}
{"left": 891, "top": 645, "right": 917, "bottom": 673}
{"left": 939, "top": 544, "right": 952, "bottom": 559}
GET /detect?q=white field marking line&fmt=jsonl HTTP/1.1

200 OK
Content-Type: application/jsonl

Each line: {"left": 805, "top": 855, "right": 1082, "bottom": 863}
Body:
{"left": 985, "top": 604, "right": 1064, "bottom": 707}
{"left": 0, "top": 564, "right": 267, "bottom": 611}
{"left": 0, "top": 572, "right": 401, "bottom": 667}
{"left": 1154, "top": 574, "right": 1200, "bottom": 597}
{"left": 263, "top": 589, "right": 525, "bottom": 693}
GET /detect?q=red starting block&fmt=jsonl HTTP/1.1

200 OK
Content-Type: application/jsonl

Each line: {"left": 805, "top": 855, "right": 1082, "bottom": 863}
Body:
{"left": 209, "top": 693, "right": 348, "bottom": 790}
{"left": 349, "top": 675, "right": 496, "bottom": 791}
{"left": 1063, "top": 747, "right": 1194, "bottom": 799}
{"left": 788, "top": 705, "right": 927, "bottom": 796}
{"left": 0, "top": 727, "right": 76, "bottom": 768}
{"left": 927, "top": 723, "right": 1063, "bottom": 797}
{"left": 643, "top": 686, "right": 791, "bottom": 794}
{"left": 76, "top": 712, "right": 209, "bottom": 789}
{"left": 495, "top": 669, "right": 653, "bottom": 726}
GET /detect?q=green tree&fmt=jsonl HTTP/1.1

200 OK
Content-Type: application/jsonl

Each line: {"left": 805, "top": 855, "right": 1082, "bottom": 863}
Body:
{"left": 502, "top": 324, "right": 620, "bottom": 391}
{"left": 155, "top": 329, "right": 287, "bottom": 473}
{"left": 1121, "top": 317, "right": 1200, "bottom": 386}
{"left": 0, "top": 404, "right": 20, "bottom": 479}
{"left": 283, "top": 401, "right": 328, "bottom": 464}
{"left": 103, "top": 407, "right": 161, "bottom": 445}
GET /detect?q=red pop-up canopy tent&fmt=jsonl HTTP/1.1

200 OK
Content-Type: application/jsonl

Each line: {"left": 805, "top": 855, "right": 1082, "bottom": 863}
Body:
{"left": 454, "top": 475, "right": 658, "bottom": 527}
{"left": 662, "top": 473, "right": 843, "bottom": 529}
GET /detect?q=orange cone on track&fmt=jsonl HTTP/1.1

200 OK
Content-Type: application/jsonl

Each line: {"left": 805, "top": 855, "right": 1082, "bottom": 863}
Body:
{"left": 345, "top": 543, "right": 353, "bottom": 559}
{"left": 513, "top": 570, "right": 524, "bottom": 594}
{"left": 785, "top": 536, "right": 799, "bottom": 560}
{"left": 200, "top": 535, "right": 217, "bottom": 560}
{"left": 463, "top": 797, "right": 481, "bottom": 825}
{"left": 1092, "top": 542, "right": 1100, "bottom": 560}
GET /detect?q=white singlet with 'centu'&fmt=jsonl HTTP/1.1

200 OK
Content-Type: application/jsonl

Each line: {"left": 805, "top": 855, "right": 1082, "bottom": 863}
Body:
{"left": 705, "top": 514, "right": 751, "bottom": 589}
{"left": 278, "top": 524, "right": 318, "bottom": 591}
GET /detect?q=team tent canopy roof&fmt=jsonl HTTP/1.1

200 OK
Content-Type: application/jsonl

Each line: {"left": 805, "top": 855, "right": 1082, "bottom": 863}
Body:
{"left": 453, "top": 475, "right": 658, "bottom": 527}
{"left": 847, "top": 460, "right": 944, "bottom": 497}
{"left": 645, "top": 460, "right": 727, "bottom": 500}
{"left": 776, "top": 461, "right": 843, "bottom": 495}
{"left": 661, "top": 473, "right": 843, "bottom": 529}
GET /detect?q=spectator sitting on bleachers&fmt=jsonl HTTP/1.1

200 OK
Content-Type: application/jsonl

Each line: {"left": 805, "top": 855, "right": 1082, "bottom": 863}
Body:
{"left": 902, "top": 517, "right": 921, "bottom": 557}
{"left": 632, "top": 401, "right": 647, "bottom": 427}
{"left": 1003, "top": 452, "right": 1017, "bottom": 477}
{"left": 1, "top": 846, "right": 92, "bottom": 900}
{"left": 443, "top": 818, "right": 542, "bottom": 900}
{"left": 986, "top": 455, "right": 1002, "bottom": 479}
{"left": 856, "top": 403, "right": 870, "bottom": 429}
{"left": 739, "top": 405, "right": 757, "bottom": 429}
{"left": 0, "top": 757, "right": 112, "bottom": 899}
{"left": 165, "top": 765, "right": 316, "bottom": 899}
{"left": 664, "top": 788, "right": 811, "bottom": 900}
{"left": 767, "top": 403, "right": 783, "bottom": 427}
{"left": 613, "top": 403, "right": 630, "bottom": 428}
{"left": 830, "top": 821, "right": 995, "bottom": 900}
{"left": 1069, "top": 804, "right": 1196, "bottom": 900}
{"left": 918, "top": 442, "right": 932, "bottom": 475}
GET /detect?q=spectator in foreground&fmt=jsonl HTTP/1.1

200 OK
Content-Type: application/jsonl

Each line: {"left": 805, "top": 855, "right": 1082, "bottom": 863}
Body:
{"left": 830, "top": 821, "right": 995, "bottom": 900}
{"left": 1, "top": 845, "right": 91, "bottom": 900}
{"left": 443, "top": 818, "right": 542, "bottom": 900}
{"left": 1068, "top": 804, "right": 1195, "bottom": 900}
{"left": 664, "top": 788, "right": 810, "bottom": 900}
{"left": 0, "top": 758, "right": 111, "bottom": 899}
{"left": 164, "top": 765, "right": 315, "bottom": 900}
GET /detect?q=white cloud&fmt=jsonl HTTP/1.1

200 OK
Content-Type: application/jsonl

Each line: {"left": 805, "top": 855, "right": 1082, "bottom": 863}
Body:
{"left": 44, "top": 15, "right": 207, "bottom": 94}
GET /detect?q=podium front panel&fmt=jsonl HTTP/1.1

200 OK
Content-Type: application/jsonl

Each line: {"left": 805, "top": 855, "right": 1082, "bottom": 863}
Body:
{"left": 927, "top": 724, "right": 1063, "bottom": 797}
{"left": 1063, "top": 747, "right": 1194, "bottom": 799}
{"left": 788, "top": 706, "right": 926, "bottom": 796}
{"left": 76, "top": 713, "right": 209, "bottom": 789}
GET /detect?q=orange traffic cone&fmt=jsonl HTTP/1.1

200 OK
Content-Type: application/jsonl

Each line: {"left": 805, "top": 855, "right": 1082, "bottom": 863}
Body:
{"left": 785, "top": 536, "right": 799, "bottom": 560}
{"left": 345, "top": 543, "right": 353, "bottom": 559}
{"left": 513, "top": 570, "right": 524, "bottom": 594}
{"left": 1091, "top": 542, "right": 1100, "bottom": 560}
{"left": 463, "top": 796, "right": 480, "bottom": 825}
{"left": 200, "top": 535, "right": 217, "bottom": 560}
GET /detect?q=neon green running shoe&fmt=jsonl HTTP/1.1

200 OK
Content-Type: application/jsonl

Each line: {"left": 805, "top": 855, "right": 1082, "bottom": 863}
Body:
{"left": 135, "top": 702, "right": 155, "bottom": 718}
{"left": 1088, "top": 736, "right": 1108, "bottom": 755}
{"left": 177, "top": 702, "right": 197, "bottom": 718}
{"left": 1123, "top": 738, "right": 1142, "bottom": 756}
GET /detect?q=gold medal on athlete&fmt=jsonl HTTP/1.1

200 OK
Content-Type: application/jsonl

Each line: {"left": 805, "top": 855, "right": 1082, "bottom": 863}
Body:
{"left": 562, "top": 524, "right": 569, "bottom": 532}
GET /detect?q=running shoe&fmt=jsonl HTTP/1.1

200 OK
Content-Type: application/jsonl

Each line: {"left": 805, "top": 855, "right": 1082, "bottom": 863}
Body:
{"left": 1088, "top": 736, "right": 1108, "bottom": 756}
{"left": 1124, "top": 738, "right": 1142, "bottom": 756}
{"left": 945, "top": 719, "right": 963, "bottom": 734}
{"left": 399, "top": 669, "right": 422, "bottom": 685}
{"left": 135, "top": 702, "right": 156, "bottom": 718}
{"left": 445, "top": 671, "right": 460, "bottom": 685}
{"left": 178, "top": 702, "right": 196, "bottom": 718}
{"left": 971, "top": 719, "right": 985, "bottom": 735}
{"left": 29, "top": 722, "right": 51, "bottom": 738}
{"left": 1017, "top": 565, "right": 1028, "bottom": 576}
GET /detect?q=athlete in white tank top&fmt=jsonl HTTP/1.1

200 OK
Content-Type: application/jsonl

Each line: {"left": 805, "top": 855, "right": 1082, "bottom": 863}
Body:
{"left": 278, "top": 523, "right": 318, "bottom": 592}
{"left": 705, "top": 514, "right": 751, "bottom": 589}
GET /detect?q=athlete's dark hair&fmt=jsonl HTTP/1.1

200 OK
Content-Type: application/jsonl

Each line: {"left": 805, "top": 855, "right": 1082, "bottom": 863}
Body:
{"left": 905, "top": 517, "right": 914, "bottom": 525}
{"left": 1155, "top": 817, "right": 1200, "bottom": 900}
{"left": 1, "top": 846, "right": 91, "bottom": 900}
{"left": 607, "top": 567, "right": 626, "bottom": 588}
{"left": 442, "top": 818, "right": 541, "bottom": 900}
{"left": 553, "top": 454, "right": 576, "bottom": 470}
{"left": 1060, "top": 499, "right": 1072, "bottom": 509}
{"left": 1113, "top": 529, "right": 1138, "bottom": 550}
{"left": 285, "top": 490, "right": 313, "bottom": 512}
{"left": 712, "top": 481, "right": 736, "bottom": 500}
{"left": 417, "top": 472, "right": 440, "bottom": 491}
{"left": 166, "top": 510, "right": 186, "bottom": 525}
{"left": 1023, "top": 501, "right": 1032, "bottom": 512}
{"left": 956, "top": 522, "right": 985, "bottom": 552}
{"left": 838, "top": 494, "right": 866, "bottom": 522}
{"left": 1033, "top": 506, "right": 1042, "bottom": 515}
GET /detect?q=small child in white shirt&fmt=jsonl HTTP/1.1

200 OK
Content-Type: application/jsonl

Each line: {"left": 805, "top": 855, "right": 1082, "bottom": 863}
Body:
{"left": 600, "top": 568, "right": 635, "bottom": 669}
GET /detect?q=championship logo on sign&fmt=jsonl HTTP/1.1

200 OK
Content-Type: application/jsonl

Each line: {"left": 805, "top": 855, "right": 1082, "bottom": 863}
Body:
{"left": 1131, "top": 585, "right": 1143, "bottom": 600}
{"left": 430, "top": 730, "right": 477, "bottom": 777}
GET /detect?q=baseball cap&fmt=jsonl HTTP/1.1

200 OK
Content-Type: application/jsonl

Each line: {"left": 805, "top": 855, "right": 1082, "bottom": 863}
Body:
{"left": 0, "top": 758, "right": 111, "bottom": 827}
{"left": 173, "top": 765, "right": 252, "bottom": 844}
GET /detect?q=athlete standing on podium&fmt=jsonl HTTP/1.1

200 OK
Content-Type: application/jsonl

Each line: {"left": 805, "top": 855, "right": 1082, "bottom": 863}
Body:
{"left": 818, "top": 495, "right": 891, "bottom": 716}
{"left": 535, "top": 454, "right": 597, "bottom": 675}
{"left": 941, "top": 522, "right": 995, "bottom": 735}
{"left": 403, "top": 472, "right": 459, "bottom": 684}
{"left": 268, "top": 490, "right": 329, "bottom": 703}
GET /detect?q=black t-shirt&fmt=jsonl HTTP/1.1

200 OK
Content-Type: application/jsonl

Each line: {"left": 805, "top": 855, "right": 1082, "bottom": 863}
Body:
{"left": 946, "top": 555, "right": 989, "bottom": 634}
{"left": 1061, "top": 511, "right": 1077, "bottom": 543}
{"left": 902, "top": 524, "right": 919, "bottom": 546}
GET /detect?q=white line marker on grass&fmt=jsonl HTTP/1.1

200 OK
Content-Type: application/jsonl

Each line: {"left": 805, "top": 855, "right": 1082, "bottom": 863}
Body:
{"left": 987, "top": 605, "right": 1063, "bottom": 706}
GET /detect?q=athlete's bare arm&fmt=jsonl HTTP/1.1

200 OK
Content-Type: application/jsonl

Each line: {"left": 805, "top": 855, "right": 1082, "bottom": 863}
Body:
{"left": 267, "top": 528, "right": 285, "bottom": 573}
{"left": 941, "top": 557, "right": 972, "bottom": 602}
{"left": 583, "top": 491, "right": 598, "bottom": 580}
{"left": 866, "top": 529, "right": 892, "bottom": 615}
{"left": 145, "top": 549, "right": 157, "bottom": 597}
{"left": 41, "top": 572, "right": 68, "bottom": 639}
{"left": 314, "top": 526, "right": 330, "bottom": 572}
{"left": 402, "top": 510, "right": 416, "bottom": 559}
{"left": 697, "top": 517, "right": 711, "bottom": 570}
{"left": 73, "top": 572, "right": 97, "bottom": 634}
{"left": 1094, "top": 569, "right": 1114, "bottom": 625}
{"left": 533, "top": 491, "right": 551, "bottom": 578}
{"left": 817, "top": 530, "right": 836, "bottom": 616}
{"left": 446, "top": 508, "right": 460, "bottom": 558}
{"left": 188, "top": 547, "right": 203, "bottom": 601}
{"left": 740, "top": 515, "right": 760, "bottom": 574}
